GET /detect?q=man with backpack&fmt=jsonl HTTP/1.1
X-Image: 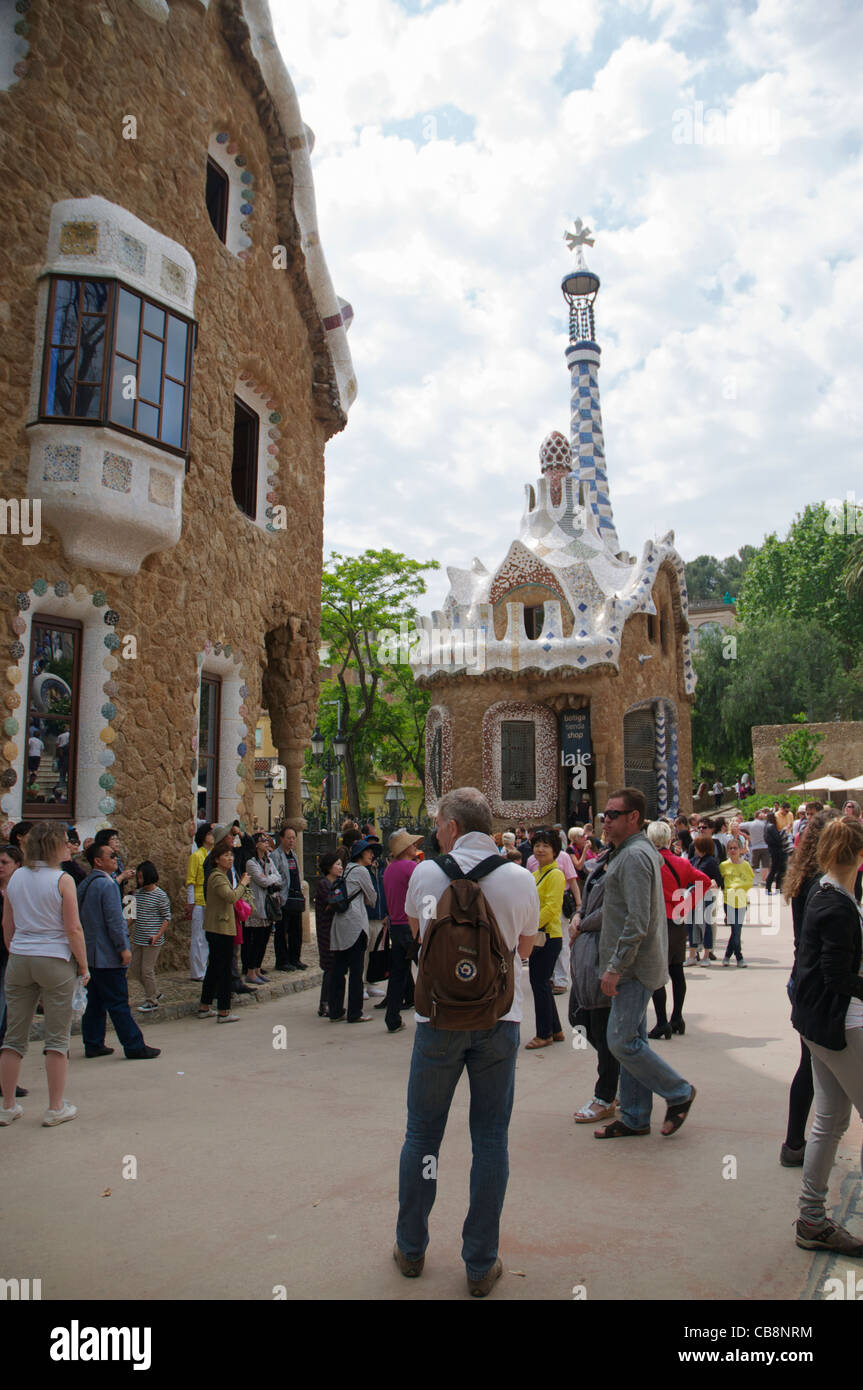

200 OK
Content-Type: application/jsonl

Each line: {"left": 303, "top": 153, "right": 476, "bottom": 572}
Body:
{"left": 394, "top": 787, "right": 539, "bottom": 1298}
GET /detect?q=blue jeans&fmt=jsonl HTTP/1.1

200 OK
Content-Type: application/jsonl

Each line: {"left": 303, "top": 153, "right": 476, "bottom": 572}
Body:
{"left": 724, "top": 906, "right": 746, "bottom": 960}
{"left": 82, "top": 967, "right": 145, "bottom": 1055}
{"left": 396, "top": 1020, "right": 520, "bottom": 1278}
{"left": 606, "top": 979, "right": 692, "bottom": 1130}
{"left": 528, "top": 935, "right": 562, "bottom": 1039}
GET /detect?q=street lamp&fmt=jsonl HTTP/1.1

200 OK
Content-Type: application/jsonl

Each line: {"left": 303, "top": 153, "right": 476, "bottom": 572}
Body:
{"left": 265, "top": 771, "right": 274, "bottom": 832}
{"left": 310, "top": 702, "right": 347, "bottom": 831}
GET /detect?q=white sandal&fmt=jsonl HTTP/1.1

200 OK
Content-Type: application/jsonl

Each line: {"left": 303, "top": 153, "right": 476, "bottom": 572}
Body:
{"left": 574, "top": 1098, "right": 616, "bottom": 1124}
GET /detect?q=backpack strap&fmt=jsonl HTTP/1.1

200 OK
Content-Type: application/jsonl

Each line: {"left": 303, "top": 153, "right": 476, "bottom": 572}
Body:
{"left": 435, "top": 853, "right": 506, "bottom": 884}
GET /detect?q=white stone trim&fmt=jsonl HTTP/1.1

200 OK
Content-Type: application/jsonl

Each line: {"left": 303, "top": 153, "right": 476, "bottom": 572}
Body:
{"left": 195, "top": 650, "right": 247, "bottom": 830}
{"left": 207, "top": 133, "right": 253, "bottom": 258}
{"left": 1, "top": 591, "right": 119, "bottom": 839}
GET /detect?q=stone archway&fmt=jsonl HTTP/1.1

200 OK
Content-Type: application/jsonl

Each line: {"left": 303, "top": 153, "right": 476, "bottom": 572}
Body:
{"left": 262, "top": 616, "right": 319, "bottom": 832}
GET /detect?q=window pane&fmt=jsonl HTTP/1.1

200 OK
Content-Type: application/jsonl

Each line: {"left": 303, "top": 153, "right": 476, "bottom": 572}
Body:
{"left": 143, "top": 302, "right": 165, "bottom": 337}
{"left": 82, "top": 281, "right": 109, "bottom": 315}
{"left": 45, "top": 349, "right": 74, "bottom": 415}
{"left": 139, "top": 334, "right": 163, "bottom": 403}
{"left": 116, "top": 288, "right": 141, "bottom": 357}
{"left": 161, "top": 378, "right": 184, "bottom": 448}
{"left": 109, "top": 355, "right": 135, "bottom": 428}
{"left": 206, "top": 159, "right": 229, "bottom": 242}
{"left": 77, "top": 315, "right": 105, "bottom": 383}
{"left": 74, "top": 382, "right": 102, "bottom": 419}
{"left": 165, "top": 316, "right": 188, "bottom": 380}
{"left": 27, "top": 623, "right": 78, "bottom": 812}
{"left": 51, "top": 280, "right": 79, "bottom": 345}
{"left": 136, "top": 400, "right": 159, "bottom": 438}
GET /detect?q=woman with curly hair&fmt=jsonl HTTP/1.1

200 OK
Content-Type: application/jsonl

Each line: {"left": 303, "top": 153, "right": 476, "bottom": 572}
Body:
{"left": 779, "top": 810, "right": 837, "bottom": 1165}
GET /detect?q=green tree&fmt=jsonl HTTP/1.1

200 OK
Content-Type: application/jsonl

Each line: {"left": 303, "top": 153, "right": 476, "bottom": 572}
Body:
{"left": 776, "top": 713, "right": 824, "bottom": 788}
{"left": 685, "top": 547, "right": 756, "bottom": 603}
{"left": 316, "top": 548, "right": 439, "bottom": 817}
{"left": 844, "top": 535, "right": 863, "bottom": 600}
{"left": 736, "top": 503, "right": 863, "bottom": 667}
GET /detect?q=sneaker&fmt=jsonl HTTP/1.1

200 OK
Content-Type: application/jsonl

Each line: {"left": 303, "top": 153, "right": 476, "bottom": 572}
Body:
{"left": 722, "top": 959, "right": 731, "bottom": 967}
{"left": 795, "top": 1219, "right": 863, "bottom": 1256}
{"left": 84, "top": 1044, "right": 114, "bottom": 1057}
{"left": 217, "top": 1013, "right": 240, "bottom": 1023}
{"left": 42, "top": 1101, "right": 77, "bottom": 1127}
{"left": 393, "top": 1242, "right": 424, "bottom": 1278}
{"left": 294, "top": 961, "right": 308, "bottom": 971}
{"left": 367, "top": 986, "right": 386, "bottom": 997}
{"left": 0, "top": 1103, "right": 23, "bottom": 1126}
{"left": 698, "top": 958, "right": 711, "bottom": 968}
{"left": 737, "top": 958, "right": 748, "bottom": 968}
{"left": 197, "top": 1008, "right": 217, "bottom": 1018}
{"left": 780, "top": 1142, "right": 806, "bottom": 1167}
{"left": 125, "top": 1045, "right": 161, "bottom": 1058}
{"left": 467, "top": 1258, "right": 503, "bottom": 1298}
{"left": 363, "top": 990, "right": 370, "bottom": 999}
{"left": 347, "top": 1014, "right": 373, "bottom": 1023}
{"left": 137, "top": 1001, "right": 158, "bottom": 1012}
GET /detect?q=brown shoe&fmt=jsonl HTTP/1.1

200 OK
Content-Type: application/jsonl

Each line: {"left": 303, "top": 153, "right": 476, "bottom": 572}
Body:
{"left": 552, "top": 1031, "right": 566, "bottom": 1042}
{"left": 467, "top": 1258, "right": 502, "bottom": 1298}
{"left": 524, "top": 1036, "right": 553, "bottom": 1049}
{"left": 393, "top": 1242, "right": 424, "bottom": 1277}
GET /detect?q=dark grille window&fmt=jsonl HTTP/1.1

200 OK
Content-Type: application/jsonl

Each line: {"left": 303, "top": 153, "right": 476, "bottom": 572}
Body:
{"left": 232, "top": 397, "right": 259, "bottom": 518}
{"left": 206, "top": 157, "right": 229, "bottom": 243}
{"left": 501, "top": 720, "right": 535, "bottom": 801}
{"left": 524, "top": 604, "right": 544, "bottom": 640}
{"left": 40, "top": 277, "right": 194, "bottom": 455}
{"left": 198, "top": 675, "right": 221, "bottom": 824}
{"left": 24, "top": 617, "right": 82, "bottom": 819}
{"left": 429, "top": 727, "right": 442, "bottom": 798}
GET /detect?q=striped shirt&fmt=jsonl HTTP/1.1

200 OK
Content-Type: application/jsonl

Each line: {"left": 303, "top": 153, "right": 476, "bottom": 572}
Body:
{"left": 132, "top": 887, "right": 171, "bottom": 947}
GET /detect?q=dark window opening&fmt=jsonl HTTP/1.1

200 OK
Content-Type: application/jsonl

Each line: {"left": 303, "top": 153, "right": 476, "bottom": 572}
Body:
{"left": 429, "top": 727, "right": 442, "bottom": 799}
{"left": 647, "top": 614, "right": 657, "bottom": 643}
{"left": 198, "top": 675, "right": 221, "bottom": 824}
{"left": 24, "top": 617, "right": 82, "bottom": 819}
{"left": 39, "top": 277, "right": 194, "bottom": 456}
{"left": 524, "top": 604, "right": 545, "bottom": 640}
{"left": 232, "top": 397, "right": 259, "bottom": 518}
{"left": 206, "top": 157, "right": 229, "bottom": 243}
{"left": 501, "top": 720, "right": 536, "bottom": 802}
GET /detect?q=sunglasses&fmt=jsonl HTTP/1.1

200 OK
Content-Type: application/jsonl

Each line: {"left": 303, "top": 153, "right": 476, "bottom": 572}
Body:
{"left": 603, "top": 808, "right": 631, "bottom": 822}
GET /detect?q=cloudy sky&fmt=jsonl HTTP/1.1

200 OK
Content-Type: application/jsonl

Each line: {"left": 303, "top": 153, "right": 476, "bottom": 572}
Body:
{"left": 272, "top": 0, "right": 862, "bottom": 612}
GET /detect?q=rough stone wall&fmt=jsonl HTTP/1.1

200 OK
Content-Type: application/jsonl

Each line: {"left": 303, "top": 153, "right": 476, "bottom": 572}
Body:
{"left": 752, "top": 722, "right": 863, "bottom": 798}
{"left": 0, "top": 0, "right": 340, "bottom": 967}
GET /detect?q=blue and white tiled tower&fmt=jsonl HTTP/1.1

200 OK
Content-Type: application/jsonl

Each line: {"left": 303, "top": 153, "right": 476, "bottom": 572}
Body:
{"left": 562, "top": 220, "right": 620, "bottom": 555}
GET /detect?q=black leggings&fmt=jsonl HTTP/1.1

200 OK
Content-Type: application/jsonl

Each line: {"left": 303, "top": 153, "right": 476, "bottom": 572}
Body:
{"left": 241, "top": 923, "right": 270, "bottom": 972}
{"left": 785, "top": 1035, "right": 814, "bottom": 1149}
{"left": 652, "top": 964, "right": 686, "bottom": 1026}
{"left": 766, "top": 854, "right": 786, "bottom": 893}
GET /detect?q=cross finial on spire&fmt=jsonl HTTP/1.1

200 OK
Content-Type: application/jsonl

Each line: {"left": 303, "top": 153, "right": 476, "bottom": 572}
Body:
{"left": 564, "top": 218, "right": 595, "bottom": 269}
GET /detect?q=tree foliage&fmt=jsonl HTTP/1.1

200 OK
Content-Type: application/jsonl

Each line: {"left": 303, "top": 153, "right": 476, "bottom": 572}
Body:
{"left": 685, "top": 546, "right": 756, "bottom": 603}
{"left": 691, "top": 618, "right": 863, "bottom": 777}
{"left": 776, "top": 713, "right": 825, "bottom": 788}
{"left": 312, "top": 548, "right": 439, "bottom": 817}
{"left": 735, "top": 503, "right": 863, "bottom": 667}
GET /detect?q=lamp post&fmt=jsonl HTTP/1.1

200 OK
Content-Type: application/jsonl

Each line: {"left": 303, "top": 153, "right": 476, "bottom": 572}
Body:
{"left": 265, "top": 771, "right": 274, "bottom": 833}
{"left": 310, "top": 702, "right": 347, "bottom": 832}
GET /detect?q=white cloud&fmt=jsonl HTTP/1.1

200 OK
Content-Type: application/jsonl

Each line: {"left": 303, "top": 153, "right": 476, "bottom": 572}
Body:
{"left": 269, "top": 0, "right": 863, "bottom": 609}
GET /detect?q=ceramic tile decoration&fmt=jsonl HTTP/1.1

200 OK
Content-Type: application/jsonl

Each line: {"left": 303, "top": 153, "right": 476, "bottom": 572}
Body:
{"left": 59, "top": 220, "right": 98, "bottom": 256}
{"left": 54, "top": 580, "right": 70, "bottom": 597}
{"left": 42, "top": 443, "right": 81, "bottom": 482}
{"left": 160, "top": 256, "right": 187, "bottom": 298}
{"left": 102, "top": 452, "right": 132, "bottom": 492}
{"left": 481, "top": 701, "right": 558, "bottom": 820}
{"left": 148, "top": 469, "right": 174, "bottom": 507}
{"left": 119, "top": 231, "right": 147, "bottom": 275}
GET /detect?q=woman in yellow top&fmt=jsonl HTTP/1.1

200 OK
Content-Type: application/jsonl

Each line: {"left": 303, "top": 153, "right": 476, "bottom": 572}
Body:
{"left": 198, "top": 837, "right": 250, "bottom": 1022}
{"left": 526, "top": 829, "right": 566, "bottom": 1050}
{"left": 719, "top": 839, "right": 754, "bottom": 967}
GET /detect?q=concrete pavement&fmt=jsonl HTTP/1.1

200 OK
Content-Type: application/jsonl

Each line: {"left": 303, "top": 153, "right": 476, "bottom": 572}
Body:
{"left": 2, "top": 890, "right": 861, "bottom": 1301}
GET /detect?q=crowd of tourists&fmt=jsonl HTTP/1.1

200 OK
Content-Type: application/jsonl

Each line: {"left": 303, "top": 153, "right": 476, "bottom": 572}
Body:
{"left": 2, "top": 785, "right": 862, "bottom": 1296}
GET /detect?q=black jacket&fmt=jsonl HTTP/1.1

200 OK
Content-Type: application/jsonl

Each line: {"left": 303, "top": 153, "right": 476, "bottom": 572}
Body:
{"left": 791, "top": 883, "right": 863, "bottom": 1050}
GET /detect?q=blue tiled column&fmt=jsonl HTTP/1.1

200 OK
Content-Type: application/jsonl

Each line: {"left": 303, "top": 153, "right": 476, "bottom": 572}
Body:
{"left": 565, "top": 339, "right": 620, "bottom": 553}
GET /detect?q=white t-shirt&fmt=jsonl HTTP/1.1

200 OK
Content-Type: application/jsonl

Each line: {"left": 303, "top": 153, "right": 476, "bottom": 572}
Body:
{"left": 28, "top": 736, "right": 44, "bottom": 758}
{"left": 405, "top": 831, "right": 539, "bottom": 1025}
{"left": 740, "top": 819, "right": 766, "bottom": 850}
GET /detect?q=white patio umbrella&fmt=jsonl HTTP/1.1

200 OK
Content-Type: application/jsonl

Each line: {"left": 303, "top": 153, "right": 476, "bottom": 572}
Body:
{"left": 788, "top": 775, "right": 850, "bottom": 792}
{"left": 841, "top": 774, "right": 863, "bottom": 790}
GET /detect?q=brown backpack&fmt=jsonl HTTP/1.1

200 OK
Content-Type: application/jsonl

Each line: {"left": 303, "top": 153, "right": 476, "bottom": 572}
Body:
{"left": 415, "top": 853, "right": 514, "bottom": 1030}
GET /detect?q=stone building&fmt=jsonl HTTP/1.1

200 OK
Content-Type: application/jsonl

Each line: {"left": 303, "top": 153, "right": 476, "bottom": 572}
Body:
{"left": 411, "top": 226, "right": 694, "bottom": 826}
{"left": 0, "top": 0, "right": 355, "bottom": 961}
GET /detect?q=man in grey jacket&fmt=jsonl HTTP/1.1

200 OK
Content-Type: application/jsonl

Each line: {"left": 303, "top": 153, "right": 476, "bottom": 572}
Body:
{"left": 78, "top": 842, "right": 160, "bottom": 1060}
{"left": 594, "top": 788, "right": 694, "bottom": 1138}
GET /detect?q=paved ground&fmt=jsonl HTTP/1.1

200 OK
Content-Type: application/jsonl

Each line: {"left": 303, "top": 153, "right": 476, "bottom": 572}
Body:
{"left": 3, "top": 890, "right": 861, "bottom": 1302}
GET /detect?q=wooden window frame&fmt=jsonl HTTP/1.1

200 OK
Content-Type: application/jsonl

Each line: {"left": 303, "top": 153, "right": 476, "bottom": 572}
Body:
{"left": 198, "top": 674, "right": 222, "bottom": 825}
{"left": 38, "top": 275, "right": 195, "bottom": 459}
{"left": 232, "top": 396, "right": 259, "bottom": 520}
{"left": 23, "top": 615, "right": 83, "bottom": 821}
{"left": 205, "top": 157, "right": 230, "bottom": 244}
